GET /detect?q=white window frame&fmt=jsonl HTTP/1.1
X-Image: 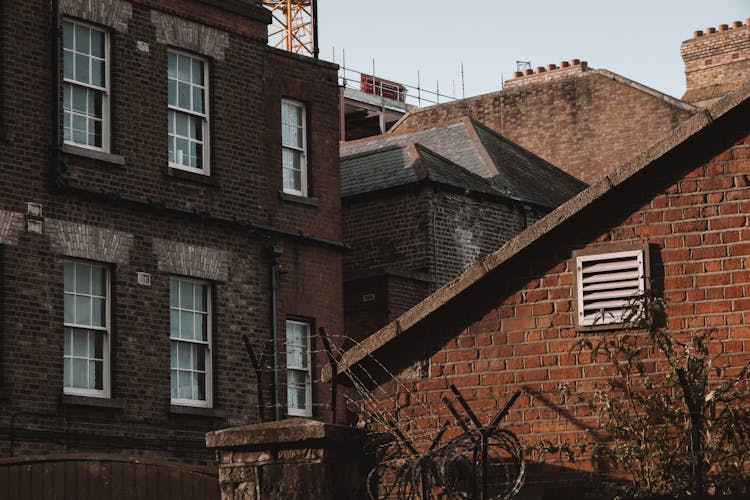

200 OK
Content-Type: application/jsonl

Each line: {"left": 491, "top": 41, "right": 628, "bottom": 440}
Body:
{"left": 574, "top": 247, "right": 648, "bottom": 329}
{"left": 62, "top": 19, "right": 110, "bottom": 152}
{"left": 168, "top": 49, "right": 210, "bottom": 175}
{"left": 286, "top": 319, "right": 312, "bottom": 417}
{"left": 281, "top": 99, "right": 308, "bottom": 196}
{"left": 169, "top": 277, "right": 212, "bottom": 408}
{"left": 63, "top": 260, "right": 111, "bottom": 398}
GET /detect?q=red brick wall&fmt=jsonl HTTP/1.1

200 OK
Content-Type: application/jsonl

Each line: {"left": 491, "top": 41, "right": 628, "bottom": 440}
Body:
{"left": 394, "top": 71, "right": 695, "bottom": 185}
{"left": 358, "top": 109, "right": 750, "bottom": 489}
{"left": 0, "top": 0, "right": 342, "bottom": 462}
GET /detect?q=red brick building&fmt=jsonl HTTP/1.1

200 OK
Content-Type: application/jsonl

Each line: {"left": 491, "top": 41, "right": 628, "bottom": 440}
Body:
{"left": 333, "top": 82, "right": 750, "bottom": 496}
{"left": 0, "top": 0, "right": 342, "bottom": 465}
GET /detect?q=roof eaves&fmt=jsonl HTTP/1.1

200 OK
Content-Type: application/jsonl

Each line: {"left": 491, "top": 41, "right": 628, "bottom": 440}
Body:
{"left": 325, "top": 80, "right": 750, "bottom": 382}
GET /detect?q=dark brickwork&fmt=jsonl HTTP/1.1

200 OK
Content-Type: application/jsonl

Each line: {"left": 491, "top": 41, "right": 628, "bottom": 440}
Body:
{"left": 394, "top": 71, "right": 696, "bottom": 185}
{"left": 342, "top": 187, "right": 546, "bottom": 340}
{"left": 0, "top": 0, "right": 342, "bottom": 463}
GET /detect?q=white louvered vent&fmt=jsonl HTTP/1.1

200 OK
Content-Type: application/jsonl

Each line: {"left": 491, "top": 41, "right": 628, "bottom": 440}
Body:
{"left": 576, "top": 249, "right": 645, "bottom": 327}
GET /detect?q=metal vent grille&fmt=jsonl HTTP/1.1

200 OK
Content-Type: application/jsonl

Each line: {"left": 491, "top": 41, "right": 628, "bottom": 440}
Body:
{"left": 576, "top": 249, "right": 645, "bottom": 326}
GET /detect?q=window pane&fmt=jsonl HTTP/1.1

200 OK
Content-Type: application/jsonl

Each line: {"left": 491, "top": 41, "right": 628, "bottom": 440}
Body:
{"left": 75, "top": 296, "right": 91, "bottom": 325}
{"left": 170, "top": 309, "right": 180, "bottom": 337}
{"left": 195, "top": 314, "right": 206, "bottom": 341}
{"left": 91, "top": 120, "right": 102, "bottom": 148}
{"left": 77, "top": 264, "right": 91, "bottom": 293}
{"left": 170, "top": 279, "right": 178, "bottom": 307}
{"left": 64, "top": 263, "right": 74, "bottom": 292}
{"left": 91, "top": 266, "right": 105, "bottom": 295}
{"left": 194, "top": 344, "right": 206, "bottom": 371}
{"left": 192, "top": 58, "right": 203, "bottom": 85}
{"left": 175, "top": 139, "right": 189, "bottom": 165}
{"left": 72, "top": 329, "right": 88, "bottom": 357}
{"left": 193, "top": 88, "right": 204, "bottom": 114}
{"left": 89, "top": 91, "right": 102, "bottom": 118}
{"left": 91, "top": 29, "right": 103, "bottom": 58}
{"left": 64, "top": 295, "right": 74, "bottom": 323}
{"left": 64, "top": 328, "right": 72, "bottom": 355}
{"left": 92, "top": 59, "right": 104, "bottom": 87}
{"left": 191, "top": 119, "right": 202, "bottom": 141}
{"left": 72, "top": 87, "right": 87, "bottom": 113}
{"left": 64, "top": 51, "right": 74, "bottom": 80}
{"left": 170, "top": 370, "right": 177, "bottom": 399}
{"left": 168, "top": 80, "right": 176, "bottom": 107}
{"left": 93, "top": 332, "right": 103, "bottom": 359}
{"left": 175, "top": 112, "right": 188, "bottom": 137}
{"left": 92, "top": 359, "right": 103, "bottom": 389}
{"left": 92, "top": 297, "right": 105, "bottom": 327}
{"left": 178, "top": 54, "right": 191, "bottom": 82}
{"left": 178, "top": 342, "right": 192, "bottom": 369}
{"left": 196, "top": 373, "right": 206, "bottom": 400}
{"left": 64, "top": 358, "right": 72, "bottom": 387}
{"left": 75, "top": 53, "right": 89, "bottom": 84}
{"left": 75, "top": 24, "right": 90, "bottom": 54}
{"left": 171, "top": 342, "right": 177, "bottom": 369}
{"left": 178, "top": 370, "right": 192, "bottom": 399}
{"left": 168, "top": 52, "right": 177, "bottom": 79}
{"left": 290, "top": 104, "right": 302, "bottom": 126}
{"left": 178, "top": 82, "right": 190, "bottom": 109}
{"left": 73, "top": 358, "right": 88, "bottom": 388}
{"left": 180, "top": 311, "right": 194, "bottom": 339}
{"left": 179, "top": 281, "right": 193, "bottom": 309}
{"left": 63, "top": 22, "right": 74, "bottom": 49}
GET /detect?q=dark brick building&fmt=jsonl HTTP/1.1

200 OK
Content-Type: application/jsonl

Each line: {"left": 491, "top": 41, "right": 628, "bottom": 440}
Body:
{"left": 340, "top": 118, "right": 585, "bottom": 339}
{"left": 0, "top": 0, "right": 342, "bottom": 465}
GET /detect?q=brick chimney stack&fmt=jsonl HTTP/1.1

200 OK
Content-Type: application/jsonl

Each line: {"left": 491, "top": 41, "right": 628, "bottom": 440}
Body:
{"left": 681, "top": 20, "right": 750, "bottom": 107}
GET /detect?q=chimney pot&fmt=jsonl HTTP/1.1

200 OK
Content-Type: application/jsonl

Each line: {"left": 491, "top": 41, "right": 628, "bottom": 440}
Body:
{"left": 581, "top": 61, "right": 588, "bottom": 68}
{"left": 535, "top": 66, "right": 545, "bottom": 74}
{"left": 547, "top": 64, "right": 557, "bottom": 71}
{"left": 560, "top": 61, "right": 570, "bottom": 68}
{"left": 719, "top": 24, "right": 729, "bottom": 32}
{"left": 732, "top": 21, "right": 743, "bottom": 28}
{"left": 746, "top": 18, "right": 750, "bottom": 26}
{"left": 706, "top": 27, "right": 716, "bottom": 34}
{"left": 524, "top": 68, "right": 533, "bottom": 76}
{"left": 570, "top": 58, "right": 581, "bottom": 66}
{"left": 513, "top": 71, "right": 523, "bottom": 78}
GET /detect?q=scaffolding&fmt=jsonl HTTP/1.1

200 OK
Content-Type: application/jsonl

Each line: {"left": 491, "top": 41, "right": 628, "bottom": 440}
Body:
{"left": 262, "top": 0, "right": 318, "bottom": 57}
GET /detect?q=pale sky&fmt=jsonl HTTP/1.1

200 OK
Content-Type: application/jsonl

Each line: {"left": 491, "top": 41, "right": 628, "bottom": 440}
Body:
{"left": 316, "top": 0, "right": 747, "bottom": 103}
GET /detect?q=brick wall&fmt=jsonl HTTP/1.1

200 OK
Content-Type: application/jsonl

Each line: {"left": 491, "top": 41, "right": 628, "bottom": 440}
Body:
{"left": 681, "top": 21, "right": 750, "bottom": 106}
{"left": 357, "top": 106, "right": 750, "bottom": 491}
{"left": 394, "top": 71, "right": 695, "bottom": 185}
{"left": 0, "top": 0, "right": 343, "bottom": 462}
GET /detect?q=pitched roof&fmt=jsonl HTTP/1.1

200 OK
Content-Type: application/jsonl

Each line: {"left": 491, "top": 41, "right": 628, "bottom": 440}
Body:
{"left": 340, "top": 143, "right": 504, "bottom": 199}
{"left": 340, "top": 117, "right": 586, "bottom": 208}
{"left": 326, "top": 80, "right": 750, "bottom": 382}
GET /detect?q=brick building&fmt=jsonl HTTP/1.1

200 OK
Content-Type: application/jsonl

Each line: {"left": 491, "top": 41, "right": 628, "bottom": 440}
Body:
{"left": 340, "top": 118, "right": 585, "bottom": 339}
{"left": 331, "top": 82, "right": 750, "bottom": 496}
{"left": 0, "top": 0, "right": 343, "bottom": 468}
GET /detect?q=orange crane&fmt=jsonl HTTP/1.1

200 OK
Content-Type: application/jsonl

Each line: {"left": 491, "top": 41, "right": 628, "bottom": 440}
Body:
{"left": 262, "top": 0, "right": 318, "bottom": 58}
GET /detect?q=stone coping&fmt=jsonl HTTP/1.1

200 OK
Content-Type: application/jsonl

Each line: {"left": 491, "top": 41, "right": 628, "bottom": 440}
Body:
{"left": 206, "top": 418, "right": 364, "bottom": 449}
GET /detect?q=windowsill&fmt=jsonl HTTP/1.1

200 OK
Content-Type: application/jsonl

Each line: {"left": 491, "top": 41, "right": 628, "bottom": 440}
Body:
{"left": 62, "top": 394, "right": 125, "bottom": 409}
{"left": 62, "top": 144, "right": 125, "bottom": 166}
{"left": 166, "top": 166, "right": 219, "bottom": 186}
{"left": 279, "top": 191, "right": 320, "bottom": 207}
{"left": 170, "top": 404, "right": 226, "bottom": 418}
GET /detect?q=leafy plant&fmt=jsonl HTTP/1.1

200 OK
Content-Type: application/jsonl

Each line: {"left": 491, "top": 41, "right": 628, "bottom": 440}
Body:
{"left": 573, "top": 292, "right": 750, "bottom": 498}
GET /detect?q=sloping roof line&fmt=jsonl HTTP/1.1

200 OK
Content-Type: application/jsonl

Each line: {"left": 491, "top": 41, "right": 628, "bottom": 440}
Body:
{"left": 389, "top": 68, "right": 699, "bottom": 133}
{"left": 328, "top": 80, "right": 750, "bottom": 380}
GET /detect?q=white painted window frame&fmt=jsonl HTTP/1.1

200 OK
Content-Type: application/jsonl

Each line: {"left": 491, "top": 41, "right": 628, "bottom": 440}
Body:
{"left": 62, "top": 19, "right": 110, "bottom": 152}
{"left": 63, "top": 260, "right": 111, "bottom": 398}
{"left": 286, "top": 319, "right": 312, "bottom": 417}
{"left": 281, "top": 99, "right": 308, "bottom": 196}
{"left": 169, "top": 277, "right": 213, "bottom": 408}
{"left": 168, "top": 49, "right": 210, "bottom": 175}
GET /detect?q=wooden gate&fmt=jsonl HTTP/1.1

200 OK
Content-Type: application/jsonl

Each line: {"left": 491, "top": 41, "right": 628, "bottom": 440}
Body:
{"left": 0, "top": 454, "right": 220, "bottom": 499}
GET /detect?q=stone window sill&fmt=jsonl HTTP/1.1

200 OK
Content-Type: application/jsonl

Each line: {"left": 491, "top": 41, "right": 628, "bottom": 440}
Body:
{"left": 170, "top": 404, "right": 226, "bottom": 418}
{"left": 279, "top": 191, "right": 320, "bottom": 207}
{"left": 62, "top": 394, "right": 125, "bottom": 409}
{"left": 62, "top": 144, "right": 125, "bottom": 166}
{"left": 166, "top": 166, "right": 220, "bottom": 186}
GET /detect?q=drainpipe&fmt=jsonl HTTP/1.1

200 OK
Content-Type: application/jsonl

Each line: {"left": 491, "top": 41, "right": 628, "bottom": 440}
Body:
{"left": 52, "top": 0, "right": 62, "bottom": 185}
{"left": 269, "top": 241, "right": 283, "bottom": 421}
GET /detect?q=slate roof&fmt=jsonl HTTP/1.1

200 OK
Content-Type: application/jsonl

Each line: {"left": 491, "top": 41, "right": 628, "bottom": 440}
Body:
{"left": 340, "top": 117, "right": 586, "bottom": 208}
{"left": 341, "top": 143, "right": 507, "bottom": 199}
{"left": 324, "top": 80, "right": 750, "bottom": 383}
